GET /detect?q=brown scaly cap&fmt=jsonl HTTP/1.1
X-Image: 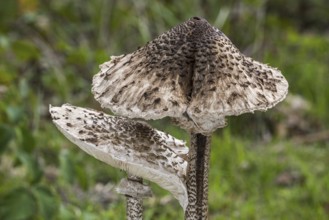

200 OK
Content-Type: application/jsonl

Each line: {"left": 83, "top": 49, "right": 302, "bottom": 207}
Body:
{"left": 49, "top": 104, "right": 188, "bottom": 210}
{"left": 92, "top": 17, "right": 288, "bottom": 134}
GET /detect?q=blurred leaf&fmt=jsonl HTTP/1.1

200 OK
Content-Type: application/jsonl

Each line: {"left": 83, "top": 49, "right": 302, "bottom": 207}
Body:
{"left": 12, "top": 40, "right": 40, "bottom": 62}
{"left": 0, "top": 124, "right": 14, "bottom": 154}
{"left": 0, "top": 34, "right": 10, "bottom": 47}
{"left": 0, "top": 64, "right": 16, "bottom": 84}
{"left": 18, "top": 124, "right": 36, "bottom": 153}
{"left": 59, "top": 149, "right": 75, "bottom": 184}
{"left": 18, "top": 78, "right": 30, "bottom": 99}
{"left": 32, "top": 185, "right": 59, "bottom": 220}
{"left": 0, "top": 34, "right": 11, "bottom": 56}
{"left": 17, "top": 152, "right": 43, "bottom": 184}
{"left": 75, "top": 165, "right": 89, "bottom": 190}
{"left": 59, "top": 204, "right": 77, "bottom": 219}
{"left": 81, "top": 212, "right": 99, "bottom": 220}
{"left": 66, "top": 46, "right": 90, "bottom": 65}
{"left": 0, "top": 1, "right": 18, "bottom": 31}
{"left": 18, "top": 0, "right": 39, "bottom": 14}
{"left": 6, "top": 106, "right": 24, "bottom": 124}
{"left": 0, "top": 187, "right": 37, "bottom": 220}
{"left": 94, "top": 50, "right": 109, "bottom": 64}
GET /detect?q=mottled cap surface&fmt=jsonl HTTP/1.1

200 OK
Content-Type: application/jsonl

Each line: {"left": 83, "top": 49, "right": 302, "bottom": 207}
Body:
{"left": 92, "top": 17, "right": 288, "bottom": 134}
{"left": 50, "top": 104, "right": 188, "bottom": 209}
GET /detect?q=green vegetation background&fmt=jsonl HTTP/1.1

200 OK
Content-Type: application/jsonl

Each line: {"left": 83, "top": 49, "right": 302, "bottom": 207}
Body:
{"left": 0, "top": 0, "right": 329, "bottom": 219}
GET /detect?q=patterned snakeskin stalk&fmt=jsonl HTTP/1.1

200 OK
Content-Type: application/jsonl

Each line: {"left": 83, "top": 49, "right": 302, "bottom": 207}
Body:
{"left": 126, "top": 175, "right": 144, "bottom": 220}
{"left": 185, "top": 134, "right": 211, "bottom": 220}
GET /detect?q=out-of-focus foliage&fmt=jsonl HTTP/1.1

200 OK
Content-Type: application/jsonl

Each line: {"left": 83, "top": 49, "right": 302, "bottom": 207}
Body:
{"left": 0, "top": 0, "right": 328, "bottom": 219}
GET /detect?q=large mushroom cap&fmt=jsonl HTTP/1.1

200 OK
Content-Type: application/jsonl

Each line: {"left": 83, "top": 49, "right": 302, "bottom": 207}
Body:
{"left": 92, "top": 17, "right": 288, "bottom": 134}
{"left": 50, "top": 104, "right": 188, "bottom": 210}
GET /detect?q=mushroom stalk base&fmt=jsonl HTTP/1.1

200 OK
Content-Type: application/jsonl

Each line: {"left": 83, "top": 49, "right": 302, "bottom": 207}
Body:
{"left": 185, "top": 133, "right": 211, "bottom": 220}
{"left": 126, "top": 175, "right": 143, "bottom": 220}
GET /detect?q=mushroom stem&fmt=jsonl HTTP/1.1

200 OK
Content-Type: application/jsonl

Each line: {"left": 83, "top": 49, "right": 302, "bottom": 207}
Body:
{"left": 185, "top": 133, "right": 211, "bottom": 220}
{"left": 126, "top": 174, "right": 144, "bottom": 220}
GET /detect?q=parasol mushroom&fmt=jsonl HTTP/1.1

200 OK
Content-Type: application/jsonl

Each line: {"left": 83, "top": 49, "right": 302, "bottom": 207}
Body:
{"left": 49, "top": 104, "right": 189, "bottom": 217}
{"left": 92, "top": 17, "right": 288, "bottom": 219}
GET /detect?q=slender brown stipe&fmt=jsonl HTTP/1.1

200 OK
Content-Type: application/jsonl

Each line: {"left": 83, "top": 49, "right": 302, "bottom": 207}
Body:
{"left": 185, "top": 134, "right": 211, "bottom": 220}
{"left": 125, "top": 175, "right": 145, "bottom": 220}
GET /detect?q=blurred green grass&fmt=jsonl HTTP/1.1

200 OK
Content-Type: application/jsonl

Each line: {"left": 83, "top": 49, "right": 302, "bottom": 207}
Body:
{"left": 0, "top": 0, "right": 329, "bottom": 219}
